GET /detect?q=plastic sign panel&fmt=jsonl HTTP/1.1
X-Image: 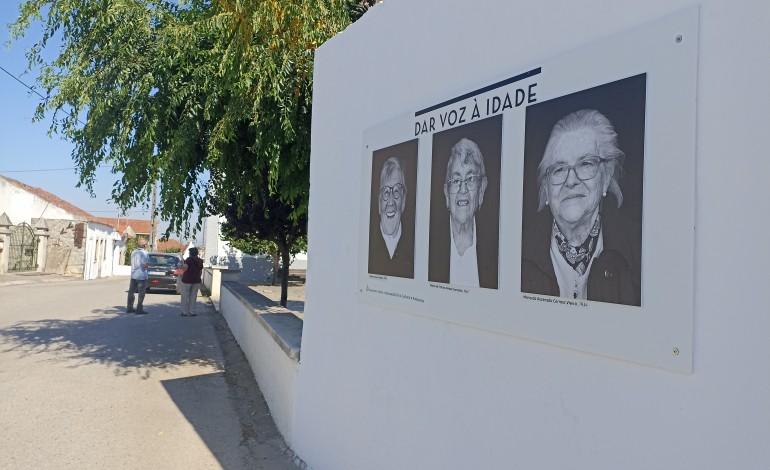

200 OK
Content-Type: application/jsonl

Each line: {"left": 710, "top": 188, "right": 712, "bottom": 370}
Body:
{"left": 357, "top": 8, "right": 698, "bottom": 373}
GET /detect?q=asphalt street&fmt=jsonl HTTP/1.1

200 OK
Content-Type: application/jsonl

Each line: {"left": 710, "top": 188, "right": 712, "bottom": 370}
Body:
{"left": 0, "top": 276, "right": 299, "bottom": 470}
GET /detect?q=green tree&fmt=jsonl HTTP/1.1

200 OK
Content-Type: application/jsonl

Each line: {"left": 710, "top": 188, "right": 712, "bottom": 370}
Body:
{"left": 220, "top": 192, "right": 308, "bottom": 295}
{"left": 10, "top": 0, "right": 353, "bottom": 306}
{"left": 9, "top": 0, "right": 350, "bottom": 232}
{"left": 123, "top": 236, "right": 139, "bottom": 265}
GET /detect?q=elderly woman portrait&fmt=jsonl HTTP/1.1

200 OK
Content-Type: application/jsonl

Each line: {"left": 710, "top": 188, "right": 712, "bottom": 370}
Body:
{"left": 368, "top": 141, "right": 417, "bottom": 279}
{"left": 444, "top": 138, "right": 488, "bottom": 287}
{"left": 429, "top": 116, "right": 501, "bottom": 290}
{"left": 521, "top": 109, "right": 641, "bottom": 306}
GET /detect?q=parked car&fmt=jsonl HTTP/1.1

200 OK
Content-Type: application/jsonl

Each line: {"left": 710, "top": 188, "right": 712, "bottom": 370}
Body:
{"left": 146, "top": 253, "right": 181, "bottom": 292}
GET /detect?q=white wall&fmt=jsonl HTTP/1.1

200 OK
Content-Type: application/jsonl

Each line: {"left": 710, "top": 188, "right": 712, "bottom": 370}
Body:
{"left": 202, "top": 214, "right": 304, "bottom": 281}
{"left": 84, "top": 223, "right": 117, "bottom": 280}
{"left": 202, "top": 214, "right": 243, "bottom": 267}
{"left": 0, "top": 178, "right": 78, "bottom": 223}
{"left": 219, "top": 286, "right": 300, "bottom": 444}
{"left": 293, "top": 1, "right": 770, "bottom": 469}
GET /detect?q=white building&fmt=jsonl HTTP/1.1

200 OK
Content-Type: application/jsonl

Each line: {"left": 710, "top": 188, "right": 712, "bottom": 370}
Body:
{"left": 201, "top": 214, "right": 306, "bottom": 280}
{"left": 0, "top": 175, "right": 120, "bottom": 278}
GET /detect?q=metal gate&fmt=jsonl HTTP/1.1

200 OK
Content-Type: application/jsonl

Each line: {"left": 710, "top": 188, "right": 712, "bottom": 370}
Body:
{"left": 9, "top": 223, "right": 38, "bottom": 272}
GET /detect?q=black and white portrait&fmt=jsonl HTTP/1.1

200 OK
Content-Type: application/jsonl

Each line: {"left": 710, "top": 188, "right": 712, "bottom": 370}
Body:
{"left": 521, "top": 74, "right": 645, "bottom": 306}
{"left": 368, "top": 139, "right": 418, "bottom": 279}
{"left": 429, "top": 115, "right": 502, "bottom": 289}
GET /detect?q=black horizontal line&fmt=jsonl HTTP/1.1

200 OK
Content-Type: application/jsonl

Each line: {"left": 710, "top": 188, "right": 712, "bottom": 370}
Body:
{"left": 415, "top": 67, "right": 541, "bottom": 117}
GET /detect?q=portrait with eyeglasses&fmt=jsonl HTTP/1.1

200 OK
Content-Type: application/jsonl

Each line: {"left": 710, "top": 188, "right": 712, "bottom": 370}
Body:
{"left": 521, "top": 75, "right": 645, "bottom": 306}
{"left": 368, "top": 139, "right": 418, "bottom": 279}
{"left": 429, "top": 115, "right": 501, "bottom": 289}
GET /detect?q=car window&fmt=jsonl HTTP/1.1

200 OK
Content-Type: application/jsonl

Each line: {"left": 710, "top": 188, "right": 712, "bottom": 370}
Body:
{"left": 149, "top": 255, "right": 180, "bottom": 267}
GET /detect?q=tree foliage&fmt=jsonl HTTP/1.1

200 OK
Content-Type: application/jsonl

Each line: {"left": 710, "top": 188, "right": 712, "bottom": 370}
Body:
{"left": 212, "top": 118, "right": 307, "bottom": 301}
{"left": 9, "top": 0, "right": 352, "bottom": 238}
{"left": 9, "top": 0, "right": 375, "bottom": 306}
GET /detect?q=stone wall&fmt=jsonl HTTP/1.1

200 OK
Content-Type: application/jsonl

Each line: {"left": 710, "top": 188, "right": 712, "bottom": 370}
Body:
{"left": 42, "top": 219, "right": 86, "bottom": 276}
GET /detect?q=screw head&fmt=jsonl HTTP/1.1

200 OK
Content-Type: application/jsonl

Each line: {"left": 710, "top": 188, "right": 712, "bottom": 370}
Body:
{"left": 675, "top": 35, "right": 683, "bottom": 43}
{"left": 672, "top": 348, "right": 680, "bottom": 356}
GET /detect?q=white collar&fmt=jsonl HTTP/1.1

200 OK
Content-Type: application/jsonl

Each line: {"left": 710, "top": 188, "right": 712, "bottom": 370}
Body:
{"left": 380, "top": 222, "right": 402, "bottom": 259}
{"left": 449, "top": 219, "right": 479, "bottom": 287}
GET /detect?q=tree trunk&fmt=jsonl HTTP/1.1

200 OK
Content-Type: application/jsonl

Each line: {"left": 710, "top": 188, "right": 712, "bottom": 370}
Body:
{"left": 279, "top": 242, "right": 290, "bottom": 308}
{"left": 271, "top": 249, "right": 280, "bottom": 286}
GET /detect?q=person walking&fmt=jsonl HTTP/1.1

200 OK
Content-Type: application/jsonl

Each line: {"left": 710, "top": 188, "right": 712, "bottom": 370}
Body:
{"left": 179, "top": 246, "right": 204, "bottom": 316}
{"left": 127, "top": 238, "right": 150, "bottom": 314}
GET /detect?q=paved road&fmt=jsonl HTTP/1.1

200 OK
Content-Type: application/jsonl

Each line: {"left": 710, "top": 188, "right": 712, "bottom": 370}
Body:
{"left": 0, "top": 276, "right": 299, "bottom": 470}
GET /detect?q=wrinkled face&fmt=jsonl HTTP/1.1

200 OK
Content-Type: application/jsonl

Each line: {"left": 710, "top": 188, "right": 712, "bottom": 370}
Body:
{"left": 379, "top": 168, "right": 405, "bottom": 236}
{"left": 444, "top": 158, "right": 487, "bottom": 226}
{"left": 544, "top": 128, "right": 609, "bottom": 230}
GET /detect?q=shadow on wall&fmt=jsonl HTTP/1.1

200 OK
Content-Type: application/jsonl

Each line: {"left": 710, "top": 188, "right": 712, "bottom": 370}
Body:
{"left": 239, "top": 255, "right": 273, "bottom": 283}
{"left": 0, "top": 301, "right": 222, "bottom": 374}
{"left": 208, "top": 246, "right": 242, "bottom": 270}
{"left": 208, "top": 252, "right": 274, "bottom": 284}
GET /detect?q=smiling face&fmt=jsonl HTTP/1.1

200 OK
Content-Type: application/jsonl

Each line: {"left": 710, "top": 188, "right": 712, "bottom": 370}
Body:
{"left": 544, "top": 127, "right": 610, "bottom": 231}
{"left": 444, "top": 157, "right": 487, "bottom": 226}
{"left": 379, "top": 165, "right": 405, "bottom": 236}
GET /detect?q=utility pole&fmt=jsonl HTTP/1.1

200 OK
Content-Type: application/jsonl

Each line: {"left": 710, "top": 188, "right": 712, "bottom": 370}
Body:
{"left": 149, "top": 179, "right": 158, "bottom": 252}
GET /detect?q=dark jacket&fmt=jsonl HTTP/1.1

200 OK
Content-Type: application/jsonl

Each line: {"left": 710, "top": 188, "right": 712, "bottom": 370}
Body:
{"left": 368, "top": 225, "right": 415, "bottom": 279}
{"left": 521, "top": 203, "right": 641, "bottom": 306}
{"left": 181, "top": 257, "right": 204, "bottom": 284}
{"left": 429, "top": 218, "right": 499, "bottom": 289}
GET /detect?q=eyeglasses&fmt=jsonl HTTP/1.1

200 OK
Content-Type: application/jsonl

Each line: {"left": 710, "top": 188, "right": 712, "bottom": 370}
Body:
{"left": 380, "top": 183, "right": 404, "bottom": 201}
{"left": 446, "top": 174, "right": 482, "bottom": 193}
{"left": 546, "top": 156, "right": 607, "bottom": 185}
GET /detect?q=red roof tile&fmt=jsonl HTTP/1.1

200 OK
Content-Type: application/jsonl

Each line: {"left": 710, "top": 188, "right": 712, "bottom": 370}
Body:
{"left": 157, "top": 238, "right": 184, "bottom": 252}
{"left": 92, "top": 217, "right": 153, "bottom": 236}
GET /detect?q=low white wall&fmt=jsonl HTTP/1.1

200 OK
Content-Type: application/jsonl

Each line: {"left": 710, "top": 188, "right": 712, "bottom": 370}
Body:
{"left": 202, "top": 266, "right": 213, "bottom": 291}
{"left": 218, "top": 282, "right": 302, "bottom": 445}
{"left": 203, "top": 266, "right": 241, "bottom": 310}
{"left": 293, "top": 0, "right": 770, "bottom": 469}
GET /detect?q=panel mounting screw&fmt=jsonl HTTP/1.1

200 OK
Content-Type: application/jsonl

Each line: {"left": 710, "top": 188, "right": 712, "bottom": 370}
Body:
{"left": 675, "top": 35, "right": 683, "bottom": 43}
{"left": 672, "top": 348, "right": 680, "bottom": 356}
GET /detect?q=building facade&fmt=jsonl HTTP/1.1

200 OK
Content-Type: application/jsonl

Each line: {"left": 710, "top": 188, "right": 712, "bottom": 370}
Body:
{"left": 0, "top": 175, "right": 119, "bottom": 278}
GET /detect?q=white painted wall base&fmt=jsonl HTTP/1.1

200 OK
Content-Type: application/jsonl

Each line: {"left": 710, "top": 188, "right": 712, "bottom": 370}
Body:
{"left": 218, "top": 282, "right": 302, "bottom": 446}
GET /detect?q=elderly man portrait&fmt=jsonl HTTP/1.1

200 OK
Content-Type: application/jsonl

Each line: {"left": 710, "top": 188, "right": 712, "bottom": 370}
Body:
{"left": 429, "top": 133, "right": 500, "bottom": 289}
{"left": 521, "top": 109, "right": 641, "bottom": 306}
{"left": 368, "top": 156, "right": 415, "bottom": 278}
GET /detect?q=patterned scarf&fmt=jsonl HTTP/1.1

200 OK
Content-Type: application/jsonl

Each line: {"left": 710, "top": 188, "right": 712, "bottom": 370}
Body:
{"left": 553, "top": 214, "right": 601, "bottom": 275}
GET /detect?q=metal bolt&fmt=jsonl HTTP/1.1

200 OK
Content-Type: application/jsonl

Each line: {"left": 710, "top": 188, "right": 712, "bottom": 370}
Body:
{"left": 675, "top": 35, "right": 683, "bottom": 43}
{"left": 672, "top": 348, "right": 680, "bottom": 356}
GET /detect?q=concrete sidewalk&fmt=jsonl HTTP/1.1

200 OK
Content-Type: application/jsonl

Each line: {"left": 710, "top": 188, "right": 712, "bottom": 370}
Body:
{"left": 0, "top": 271, "right": 81, "bottom": 287}
{"left": 0, "top": 276, "right": 300, "bottom": 469}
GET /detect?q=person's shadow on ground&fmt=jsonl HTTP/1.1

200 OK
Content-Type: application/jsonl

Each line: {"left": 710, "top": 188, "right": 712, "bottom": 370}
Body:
{"left": 0, "top": 300, "right": 221, "bottom": 377}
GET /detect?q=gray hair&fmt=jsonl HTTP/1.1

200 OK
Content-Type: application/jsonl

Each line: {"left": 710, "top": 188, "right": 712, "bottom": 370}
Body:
{"left": 536, "top": 109, "right": 625, "bottom": 211}
{"left": 380, "top": 156, "right": 406, "bottom": 188}
{"left": 446, "top": 138, "right": 486, "bottom": 182}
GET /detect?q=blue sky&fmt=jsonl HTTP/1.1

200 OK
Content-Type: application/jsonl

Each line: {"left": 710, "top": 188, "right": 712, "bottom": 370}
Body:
{"left": 0, "top": 2, "right": 195, "bottom": 239}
